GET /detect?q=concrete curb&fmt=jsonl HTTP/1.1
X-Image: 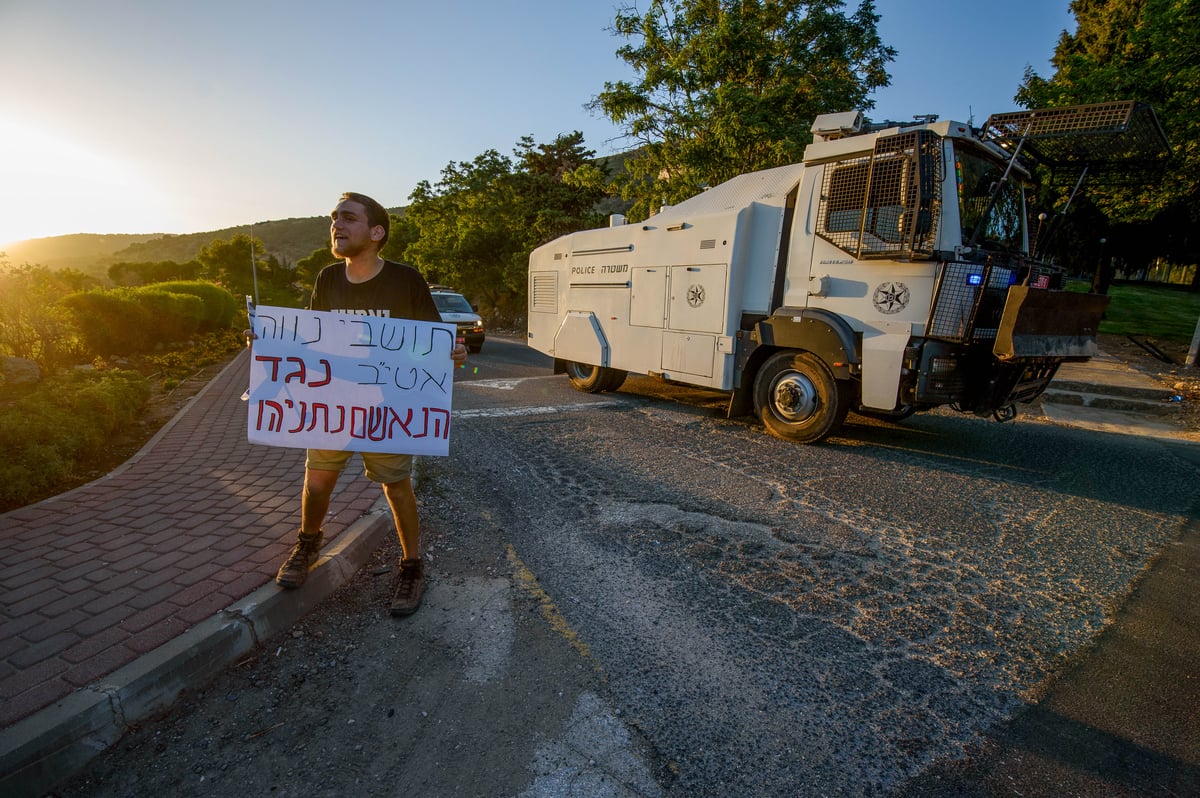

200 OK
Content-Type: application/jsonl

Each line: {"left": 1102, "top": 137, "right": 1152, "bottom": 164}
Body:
{"left": 0, "top": 501, "right": 393, "bottom": 798}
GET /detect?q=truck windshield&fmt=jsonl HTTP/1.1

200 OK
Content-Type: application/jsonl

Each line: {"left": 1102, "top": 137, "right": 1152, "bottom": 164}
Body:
{"left": 433, "top": 294, "right": 474, "bottom": 313}
{"left": 955, "top": 144, "right": 1026, "bottom": 252}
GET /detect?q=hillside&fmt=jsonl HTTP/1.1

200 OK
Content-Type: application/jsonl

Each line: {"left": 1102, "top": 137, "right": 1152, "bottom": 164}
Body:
{"left": 0, "top": 214, "right": 345, "bottom": 277}
{"left": 2, "top": 150, "right": 633, "bottom": 277}
{"left": 1, "top": 233, "right": 164, "bottom": 272}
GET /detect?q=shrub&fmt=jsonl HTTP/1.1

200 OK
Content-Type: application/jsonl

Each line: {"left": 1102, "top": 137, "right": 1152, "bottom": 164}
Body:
{"left": 0, "top": 368, "right": 150, "bottom": 511}
{"left": 149, "top": 281, "right": 239, "bottom": 328}
{"left": 131, "top": 288, "right": 204, "bottom": 342}
{"left": 146, "top": 328, "right": 244, "bottom": 381}
{"left": 61, "top": 290, "right": 149, "bottom": 356}
{"left": 62, "top": 282, "right": 236, "bottom": 358}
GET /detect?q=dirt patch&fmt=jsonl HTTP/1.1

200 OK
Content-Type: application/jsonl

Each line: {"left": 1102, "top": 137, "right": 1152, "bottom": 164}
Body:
{"left": 1097, "top": 332, "right": 1200, "bottom": 434}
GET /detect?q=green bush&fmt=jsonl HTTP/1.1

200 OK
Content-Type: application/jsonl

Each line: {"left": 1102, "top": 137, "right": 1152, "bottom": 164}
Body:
{"left": 61, "top": 290, "right": 149, "bottom": 356}
{"left": 131, "top": 288, "right": 204, "bottom": 342}
{"left": 62, "top": 282, "right": 237, "bottom": 357}
{"left": 0, "top": 368, "right": 150, "bottom": 511}
{"left": 149, "top": 281, "right": 238, "bottom": 328}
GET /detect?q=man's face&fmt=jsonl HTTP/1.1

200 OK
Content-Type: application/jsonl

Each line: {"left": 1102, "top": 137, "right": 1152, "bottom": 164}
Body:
{"left": 330, "top": 199, "right": 381, "bottom": 258}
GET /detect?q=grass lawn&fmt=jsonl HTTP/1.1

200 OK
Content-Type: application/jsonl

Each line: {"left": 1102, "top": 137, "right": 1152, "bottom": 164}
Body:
{"left": 1067, "top": 280, "right": 1200, "bottom": 342}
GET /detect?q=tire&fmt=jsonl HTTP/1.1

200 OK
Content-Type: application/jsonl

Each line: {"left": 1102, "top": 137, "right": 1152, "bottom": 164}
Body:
{"left": 565, "top": 361, "right": 626, "bottom": 393}
{"left": 753, "top": 350, "right": 849, "bottom": 443}
{"left": 600, "top": 368, "right": 627, "bottom": 392}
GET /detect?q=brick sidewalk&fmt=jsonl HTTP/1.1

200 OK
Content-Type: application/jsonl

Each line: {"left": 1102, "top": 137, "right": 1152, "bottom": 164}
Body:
{"left": 0, "top": 350, "right": 380, "bottom": 728}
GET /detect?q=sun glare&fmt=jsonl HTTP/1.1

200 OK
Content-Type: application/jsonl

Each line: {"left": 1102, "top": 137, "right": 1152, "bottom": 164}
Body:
{"left": 0, "top": 115, "right": 175, "bottom": 248}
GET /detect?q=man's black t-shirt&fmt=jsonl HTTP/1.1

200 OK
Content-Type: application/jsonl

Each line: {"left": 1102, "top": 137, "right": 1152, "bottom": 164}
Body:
{"left": 309, "top": 260, "right": 440, "bottom": 323}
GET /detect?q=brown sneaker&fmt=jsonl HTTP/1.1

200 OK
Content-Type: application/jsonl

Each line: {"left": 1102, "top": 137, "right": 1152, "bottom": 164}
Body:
{"left": 390, "top": 558, "right": 426, "bottom": 616}
{"left": 275, "top": 530, "right": 323, "bottom": 589}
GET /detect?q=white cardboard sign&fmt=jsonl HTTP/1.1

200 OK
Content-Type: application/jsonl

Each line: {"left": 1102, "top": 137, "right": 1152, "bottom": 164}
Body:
{"left": 245, "top": 303, "right": 456, "bottom": 455}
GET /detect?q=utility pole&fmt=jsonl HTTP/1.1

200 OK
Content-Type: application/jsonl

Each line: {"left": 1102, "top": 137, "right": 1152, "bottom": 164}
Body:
{"left": 1187, "top": 313, "right": 1199, "bottom": 368}
{"left": 1090, "top": 237, "right": 1110, "bottom": 294}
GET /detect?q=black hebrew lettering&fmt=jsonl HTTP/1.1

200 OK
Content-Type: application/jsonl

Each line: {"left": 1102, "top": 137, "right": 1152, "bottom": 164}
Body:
{"left": 394, "top": 367, "right": 418, "bottom": 390}
{"left": 420, "top": 369, "right": 448, "bottom": 394}
{"left": 256, "top": 312, "right": 321, "bottom": 343}
{"left": 348, "top": 318, "right": 373, "bottom": 347}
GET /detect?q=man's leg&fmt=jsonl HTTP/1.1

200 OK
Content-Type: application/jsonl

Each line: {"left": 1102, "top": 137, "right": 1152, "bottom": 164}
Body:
{"left": 383, "top": 477, "right": 425, "bottom": 616}
{"left": 276, "top": 467, "right": 340, "bottom": 589}
{"left": 302, "top": 468, "right": 340, "bottom": 534}
{"left": 382, "top": 477, "right": 420, "bottom": 560}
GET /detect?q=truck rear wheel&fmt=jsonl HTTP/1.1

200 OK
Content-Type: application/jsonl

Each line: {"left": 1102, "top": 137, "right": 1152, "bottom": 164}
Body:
{"left": 753, "top": 351, "right": 849, "bottom": 443}
{"left": 565, "top": 361, "right": 626, "bottom": 393}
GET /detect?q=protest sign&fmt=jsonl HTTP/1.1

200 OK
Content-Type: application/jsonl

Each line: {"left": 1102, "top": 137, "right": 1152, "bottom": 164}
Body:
{"left": 245, "top": 303, "right": 456, "bottom": 456}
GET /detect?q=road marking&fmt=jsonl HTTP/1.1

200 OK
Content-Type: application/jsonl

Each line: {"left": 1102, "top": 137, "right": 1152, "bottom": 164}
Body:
{"left": 505, "top": 544, "right": 596, "bottom": 668}
{"left": 453, "top": 401, "right": 616, "bottom": 419}
{"left": 460, "top": 376, "right": 559, "bottom": 390}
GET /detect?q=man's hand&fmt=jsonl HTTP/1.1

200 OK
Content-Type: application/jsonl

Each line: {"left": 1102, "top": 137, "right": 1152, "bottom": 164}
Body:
{"left": 451, "top": 342, "right": 468, "bottom": 368}
{"left": 243, "top": 329, "right": 257, "bottom": 349}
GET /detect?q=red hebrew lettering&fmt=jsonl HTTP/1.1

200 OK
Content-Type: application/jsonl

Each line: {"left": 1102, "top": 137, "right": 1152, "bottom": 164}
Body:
{"left": 329, "top": 405, "right": 345, "bottom": 434}
{"left": 284, "top": 357, "right": 306, "bottom": 383}
{"left": 289, "top": 402, "right": 308, "bottom": 433}
{"left": 427, "top": 407, "right": 451, "bottom": 439}
{"left": 257, "top": 400, "right": 284, "bottom": 432}
{"left": 367, "top": 407, "right": 388, "bottom": 441}
{"left": 350, "top": 406, "right": 368, "bottom": 439}
{"left": 393, "top": 407, "right": 415, "bottom": 437}
{"left": 309, "top": 359, "right": 332, "bottom": 388}
{"left": 384, "top": 407, "right": 408, "bottom": 439}
{"left": 255, "top": 355, "right": 283, "bottom": 381}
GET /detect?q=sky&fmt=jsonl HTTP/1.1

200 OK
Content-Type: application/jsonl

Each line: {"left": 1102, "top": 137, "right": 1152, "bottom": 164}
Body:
{"left": 0, "top": 0, "right": 1076, "bottom": 249}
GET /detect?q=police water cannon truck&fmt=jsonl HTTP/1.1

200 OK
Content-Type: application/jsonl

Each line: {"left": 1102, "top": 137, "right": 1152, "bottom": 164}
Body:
{"left": 526, "top": 101, "right": 1169, "bottom": 443}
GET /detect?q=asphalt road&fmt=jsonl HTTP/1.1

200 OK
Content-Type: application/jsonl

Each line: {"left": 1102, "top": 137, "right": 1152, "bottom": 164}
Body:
{"left": 59, "top": 335, "right": 1200, "bottom": 797}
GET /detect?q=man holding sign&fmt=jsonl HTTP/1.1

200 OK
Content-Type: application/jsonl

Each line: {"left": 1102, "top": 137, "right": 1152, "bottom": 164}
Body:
{"left": 272, "top": 192, "right": 467, "bottom": 616}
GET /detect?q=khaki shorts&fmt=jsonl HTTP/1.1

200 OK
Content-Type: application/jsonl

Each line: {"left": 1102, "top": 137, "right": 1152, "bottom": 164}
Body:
{"left": 305, "top": 449, "right": 414, "bottom": 484}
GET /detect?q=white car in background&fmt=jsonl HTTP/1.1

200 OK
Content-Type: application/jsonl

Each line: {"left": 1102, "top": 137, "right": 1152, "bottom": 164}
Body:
{"left": 430, "top": 286, "right": 485, "bottom": 353}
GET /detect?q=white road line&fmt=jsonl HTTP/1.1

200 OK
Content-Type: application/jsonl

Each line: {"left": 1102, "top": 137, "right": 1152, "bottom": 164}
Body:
{"left": 453, "top": 401, "right": 616, "bottom": 419}
{"left": 459, "top": 376, "right": 559, "bottom": 390}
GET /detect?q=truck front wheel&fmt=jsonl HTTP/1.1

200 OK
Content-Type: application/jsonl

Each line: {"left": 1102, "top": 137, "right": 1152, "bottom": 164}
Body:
{"left": 565, "top": 361, "right": 627, "bottom": 393}
{"left": 753, "top": 351, "right": 849, "bottom": 443}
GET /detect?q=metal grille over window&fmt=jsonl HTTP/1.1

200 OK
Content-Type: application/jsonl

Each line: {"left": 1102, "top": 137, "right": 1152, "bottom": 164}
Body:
{"left": 530, "top": 272, "right": 558, "bottom": 313}
{"left": 815, "top": 129, "right": 942, "bottom": 259}
{"left": 982, "top": 101, "right": 1170, "bottom": 185}
{"left": 927, "top": 261, "right": 1017, "bottom": 343}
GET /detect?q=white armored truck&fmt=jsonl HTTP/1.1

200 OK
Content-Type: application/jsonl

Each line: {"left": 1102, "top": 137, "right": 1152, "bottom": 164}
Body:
{"left": 527, "top": 101, "right": 1168, "bottom": 442}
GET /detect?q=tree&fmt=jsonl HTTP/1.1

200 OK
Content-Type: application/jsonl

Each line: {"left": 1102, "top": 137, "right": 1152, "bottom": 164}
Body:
{"left": 512, "top": 133, "right": 611, "bottom": 245}
{"left": 0, "top": 264, "right": 89, "bottom": 369}
{"left": 295, "top": 244, "right": 334, "bottom": 293}
{"left": 591, "top": 0, "right": 894, "bottom": 220}
{"left": 380, "top": 212, "right": 420, "bottom": 265}
{"left": 196, "top": 234, "right": 269, "bottom": 299}
{"left": 403, "top": 133, "right": 608, "bottom": 320}
{"left": 404, "top": 148, "right": 517, "bottom": 303}
{"left": 1017, "top": 0, "right": 1199, "bottom": 286}
{"left": 108, "top": 259, "right": 201, "bottom": 286}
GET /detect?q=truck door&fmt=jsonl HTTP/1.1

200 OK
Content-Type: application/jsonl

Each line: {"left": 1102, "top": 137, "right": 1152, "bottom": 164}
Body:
{"left": 660, "top": 264, "right": 728, "bottom": 380}
{"left": 630, "top": 266, "right": 668, "bottom": 327}
{"left": 668, "top": 264, "right": 727, "bottom": 333}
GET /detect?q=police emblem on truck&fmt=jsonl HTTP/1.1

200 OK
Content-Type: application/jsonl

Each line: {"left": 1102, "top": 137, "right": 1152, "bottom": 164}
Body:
{"left": 872, "top": 282, "right": 910, "bottom": 314}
